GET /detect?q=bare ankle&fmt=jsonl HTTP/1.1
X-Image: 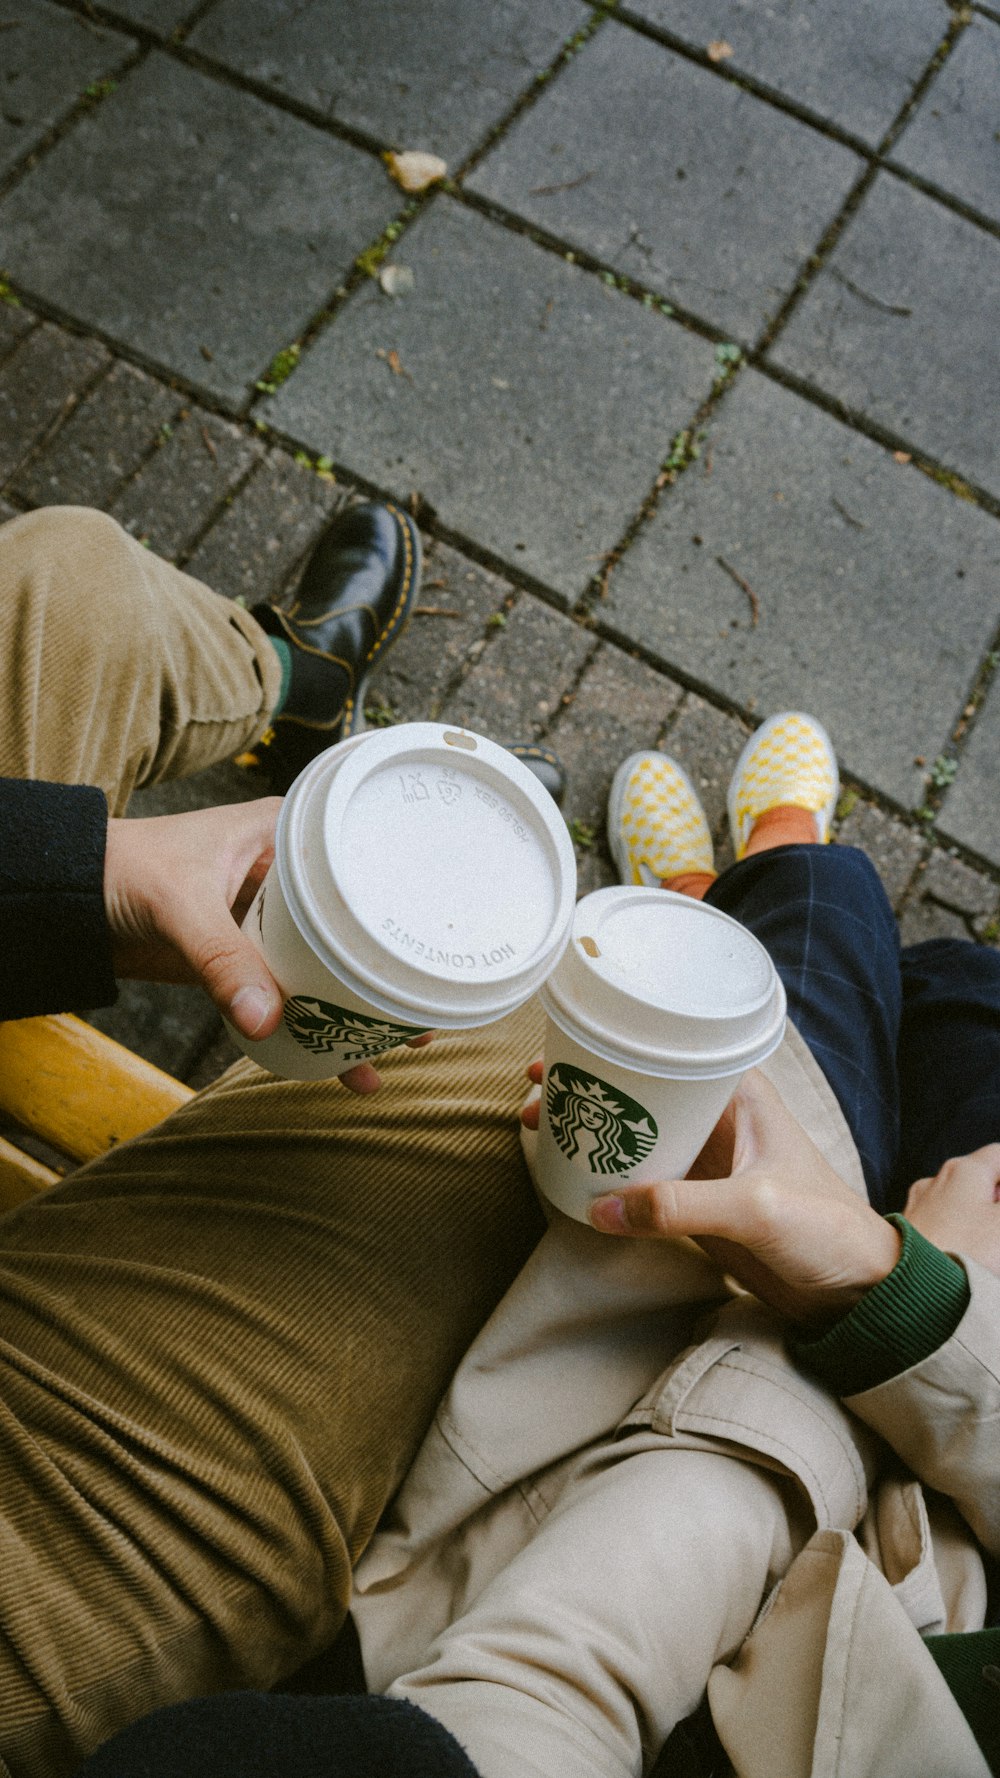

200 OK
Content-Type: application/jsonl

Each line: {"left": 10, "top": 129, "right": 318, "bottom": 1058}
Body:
{"left": 744, "top": 805, "right": 819, "bottom": 857}
{"left": 660, "top": 870, "right": 717, "bottom": 900}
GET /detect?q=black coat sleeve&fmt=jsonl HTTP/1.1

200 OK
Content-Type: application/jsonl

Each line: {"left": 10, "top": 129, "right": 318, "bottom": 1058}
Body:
{"left": 0, "top": 779, "right": 118, "bottom": 1019}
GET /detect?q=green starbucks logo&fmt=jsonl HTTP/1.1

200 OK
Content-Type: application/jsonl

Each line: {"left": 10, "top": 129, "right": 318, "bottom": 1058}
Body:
{"left": 284, "top": 996, "right": 427, "bottom": 1060}
{"left": 545, "top": 1062, "right": 658, "bottom": 1177}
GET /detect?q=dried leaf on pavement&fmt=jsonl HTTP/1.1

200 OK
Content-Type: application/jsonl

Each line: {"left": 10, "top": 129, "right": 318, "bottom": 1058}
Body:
{"left": 706, "top": 39, "right": 734, "bottom": 61}
{"left": 384, "top": 150, "right": 447, "bottom": 193}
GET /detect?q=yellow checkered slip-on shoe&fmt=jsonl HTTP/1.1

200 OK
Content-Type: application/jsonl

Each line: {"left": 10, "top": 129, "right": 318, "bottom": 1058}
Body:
{"left": 727, "top": 711, "right": 839, "bottom": 861}
{"left": 607, "top": 751, "right": 715, "bottom": 885}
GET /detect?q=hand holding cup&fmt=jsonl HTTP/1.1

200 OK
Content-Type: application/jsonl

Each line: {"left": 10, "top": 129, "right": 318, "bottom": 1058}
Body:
{"left": 589, "top": 1069, "right": 902, "bottom": 1325}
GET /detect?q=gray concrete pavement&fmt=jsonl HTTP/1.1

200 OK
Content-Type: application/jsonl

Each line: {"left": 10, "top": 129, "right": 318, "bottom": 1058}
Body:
{"left": 1, "top": 0, "right": 998, "bottom": 1090}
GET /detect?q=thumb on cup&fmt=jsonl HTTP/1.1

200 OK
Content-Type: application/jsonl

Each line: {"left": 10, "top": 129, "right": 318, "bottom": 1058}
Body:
{"left": 176, "top": 915, "right": 284, "bottom": 1040}
{"left": 589, "top": 1173, "right": 743, "bottom": 1240}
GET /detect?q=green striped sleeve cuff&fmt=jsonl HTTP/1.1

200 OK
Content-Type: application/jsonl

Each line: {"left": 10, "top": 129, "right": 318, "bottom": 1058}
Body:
{"left": 790, "top": 1215, "right": 971, "bottom": 1397}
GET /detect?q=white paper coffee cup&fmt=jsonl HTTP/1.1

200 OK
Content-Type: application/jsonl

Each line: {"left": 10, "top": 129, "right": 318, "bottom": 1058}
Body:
{"left": 233, "top": 723, "right": 577, "bottom": 1079}
{"left": 535, "top": 886, "right": 786, "bottom": 1222}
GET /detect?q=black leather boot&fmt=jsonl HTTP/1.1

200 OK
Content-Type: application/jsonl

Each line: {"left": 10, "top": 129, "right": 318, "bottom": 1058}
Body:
{"left": 249, "top": 499, "right": 420, "bottom": 790}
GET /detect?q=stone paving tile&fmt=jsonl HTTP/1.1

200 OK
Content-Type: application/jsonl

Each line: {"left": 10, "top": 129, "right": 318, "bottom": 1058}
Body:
{"left": 548, "top": 642, "right": 682, "bottom": 833}
{"left": 0, "top": 323, "right": 108, "bottom": 484}
{"left": 0, "top": 54, "right": 398, "bottom": 405}
{"left": 896, "top": 892, "right": 971, "bottom": 948}
{"left": 936, "top": 683, "right": 1000, "bottom": 868}
{"left": 548, "top": 642, "right": 683, "bottom": 895}
{"left": 185, "top": 1020, "right": 241, "bottom": 1091}
{"left": 891, "top": 15, "right": 1000, "bottom": 224}
{"left": 662, "top": 692, "right": 751, "bottom": 850}
{"left": 94, "top": 0, "right": 195, "bottom": 34}
{"left": 270, "top": 199, "right": 718, "bottom": 602}
{"left": 623, "top": 0, "right": 946, "bottom": 147}
{"left": 0, "top": 303, "right": 33, "bottom": 361}
{"left": 89, "top": 981, "right": 218, "bottom": 1077}
{"left": 469, "top": 23, "right": 863, "bottom": 343}
{"left": 109, "top": 407, "right": 262, "bottom": 559}
{"left": 835, "top": 800, "right": 924, "bottom": 907}
{"left": 573, "top": 844, "right": 617, "bottom": 898}
{"left": 190, "top": 0, "right": 586, "bottom": 165}
{"left": 769, "top": 173, "right": 1000, "bottom": 499}
{"left": 439, "top": 594, "right": 596, "bottom": 741}
{"left": 11, "top": 359, "right": 178, "bottom": 509}
{"left": 127, "top": 756, "right": 267, "bottom": 820}
{"left": 0, "top": 0, "right": 136, "bottom": 180}
{"left": 920, "top": 849, "right": 1000, "bottom": 923}
{"left": 364, "top": 540, "right": 514, "bottom": 724}
{"left": 184, "top": 450, "right": 342, "bottom": 604}
{"left": 604, "top": 370, "right": 1000, "bottom": 809}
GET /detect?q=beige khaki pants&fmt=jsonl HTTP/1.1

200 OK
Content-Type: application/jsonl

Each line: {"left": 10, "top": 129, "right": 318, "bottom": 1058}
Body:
{"left": 0, "top": 507, "right": 547, "bottom": 1776}
{"left": 392, "top": 1441, "right": 805, "bottom": 1778}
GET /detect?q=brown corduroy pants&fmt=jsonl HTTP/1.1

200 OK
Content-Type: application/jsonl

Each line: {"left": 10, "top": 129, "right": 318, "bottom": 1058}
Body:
{"left": 0, "top": 507, "right": 546, "bottom": 1777}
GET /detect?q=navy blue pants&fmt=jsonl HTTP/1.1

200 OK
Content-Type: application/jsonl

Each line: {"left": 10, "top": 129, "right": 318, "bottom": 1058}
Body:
{"left": 707, "top": 845, "right": 1000, "bottom": 1214}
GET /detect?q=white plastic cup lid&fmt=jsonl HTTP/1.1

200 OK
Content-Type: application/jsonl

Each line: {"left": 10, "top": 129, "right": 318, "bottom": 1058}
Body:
{"left": 540, "top": 886, "right": 786, "bottom": 1079}
{"left": 277, "top": 723, "right": 577, "bottom": 1025}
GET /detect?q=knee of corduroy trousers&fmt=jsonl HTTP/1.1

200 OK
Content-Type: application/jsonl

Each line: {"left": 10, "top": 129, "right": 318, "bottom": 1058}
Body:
{"left": 0, "top": 1003, "right": 547, "bottom": 1777}
{"left": 0, "top": 505, "right": 282, "bottom": 810}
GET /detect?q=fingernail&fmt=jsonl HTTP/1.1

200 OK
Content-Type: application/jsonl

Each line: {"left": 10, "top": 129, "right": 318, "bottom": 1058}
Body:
{"left": 231, "top": 985, "right": 272, "bottom": 1037}
{"left": 590, "top": 1195, "right": 628, "bottom": 1234}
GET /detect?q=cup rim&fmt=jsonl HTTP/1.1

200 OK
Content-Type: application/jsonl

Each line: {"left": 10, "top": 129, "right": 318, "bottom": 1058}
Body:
{"left": 274, "top": 724, "right": 578, "bottom": 1024}
{"left": 539, "top": 885, "right": 787, "bottom": 1078}
{"left": 538, "top": 980, "right": 787, "bottom": 1079}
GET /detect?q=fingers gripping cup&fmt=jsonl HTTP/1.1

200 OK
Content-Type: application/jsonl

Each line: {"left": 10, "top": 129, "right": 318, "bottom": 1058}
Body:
{"left": 234, "top": 723, "right": 577, "bottom": 1079}
{"left": 535, "top": 887, "right": 786, "bottom": 1223}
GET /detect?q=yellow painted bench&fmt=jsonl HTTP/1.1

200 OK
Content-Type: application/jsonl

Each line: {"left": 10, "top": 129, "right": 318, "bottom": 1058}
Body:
{"left": 0, "top": 1015, "right": 193, "bottom": 1211}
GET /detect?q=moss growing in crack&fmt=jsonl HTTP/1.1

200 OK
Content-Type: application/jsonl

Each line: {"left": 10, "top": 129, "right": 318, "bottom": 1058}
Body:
{"left": 356, "top": 242, "right": 390, "bottom": 279}
{"left": 83, "top": 79, "right": 117, "bottom": 102}
{"left": 663, "top": 428, "right": 701, "bottom": 475}
{"left": 714, "top": 341, "right": 742, "bottom": 372}
{"left": 293, "top": 448, "right": 336, "bottom": 482}
{"left": 562, "top": 23, "right": 598, "bottom": 57}
{"left": 255, "top": 342, "right": 301, "bottom": 395}
{"left": 920, "top": 463, "right": 976, "bottom": 502}
{"left": 0, "top": 280, "right": 21, "bottom": 308}
{"left": 364, "top": 697, "right": 398, "bottom": 728}
{"left": 928, "top": 754, "right": 958, "bottom": 789}
{"left": 355, "top": 210, "right": 417, "bottom": 281}
{"left": 712, "top": 341, "right": 743, "bottom": 394}
{"left": 569, "top": 818, "right": 597, "bottom": 850}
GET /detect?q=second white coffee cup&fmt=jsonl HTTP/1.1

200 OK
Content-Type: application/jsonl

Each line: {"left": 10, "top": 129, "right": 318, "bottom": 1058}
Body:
{"left": 233, "top": 722, "right": 578, "bottom": 1079}
{"left": 535, "top": 886, "right": 786, "bottom": 1223}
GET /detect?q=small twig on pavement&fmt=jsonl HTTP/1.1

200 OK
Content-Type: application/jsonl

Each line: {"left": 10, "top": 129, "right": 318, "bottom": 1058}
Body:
{"left": 200, "top": 426, "right": 218, "bottom": 462}
{"left": 529, "top": 172, "right": 595, "bottom": 197}
{"left": 831, "top": 497, "right": 865, "bottom": 530}
{"left": 830, "top": 268, "right": 912, "bottom": 317}
{"left": 717, "top": 555, "right": 760, "bottom": 626}
{"left": 414, "top": 606, "right": 463, "bottom": 618}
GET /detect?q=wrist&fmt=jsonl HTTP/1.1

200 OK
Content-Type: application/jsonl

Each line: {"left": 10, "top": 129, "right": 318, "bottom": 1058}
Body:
{"left": 792, "top": 1215, "right": 971, "bottom": 1394}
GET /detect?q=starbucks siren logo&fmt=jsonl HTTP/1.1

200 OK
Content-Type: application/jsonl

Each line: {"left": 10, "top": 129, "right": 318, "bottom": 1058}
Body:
{"left": 545, "top": 1062, "right": 658, "bottom": 1177}
{"left": 284, "top": 996, "right": 427, "bottom": 1060}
